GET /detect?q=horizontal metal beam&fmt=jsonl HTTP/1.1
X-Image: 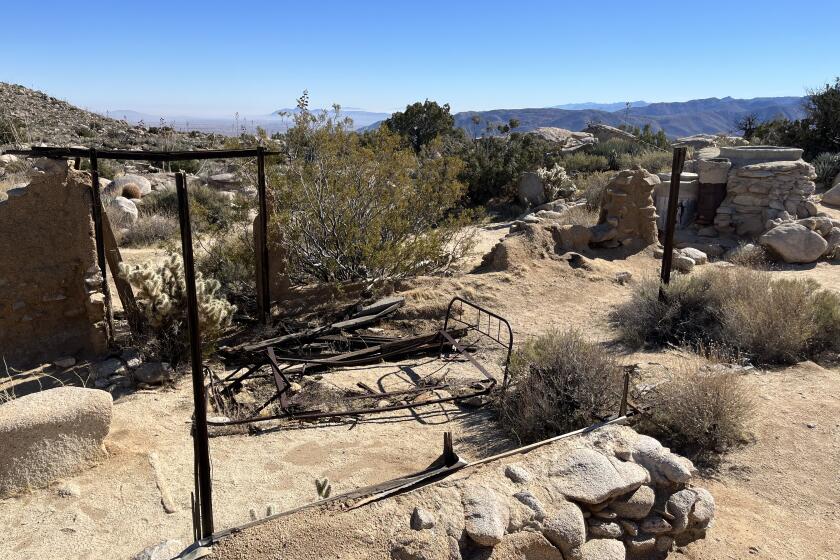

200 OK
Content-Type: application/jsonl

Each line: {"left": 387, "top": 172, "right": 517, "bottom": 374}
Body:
{"left": 3, "top": 146, "right": 280, "bottom": 162}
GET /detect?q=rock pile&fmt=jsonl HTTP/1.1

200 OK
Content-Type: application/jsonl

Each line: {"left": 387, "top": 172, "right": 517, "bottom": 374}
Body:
{"left": 528, "top": 128, "right": 597, "bottom": 152}
{"left": 714, "top": 160, "right": 819, "bottom": 236}
{"left": 386, "top": 425, "right": 713, "bottom": 560}
{"left": 759, "top": 217, "right": 840, "bottom": 263}
{"left": 590, "top": 167, "right": 659, "bottom": 248}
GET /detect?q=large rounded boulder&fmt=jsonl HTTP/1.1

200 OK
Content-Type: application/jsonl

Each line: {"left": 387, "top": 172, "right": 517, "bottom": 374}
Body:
{"left": 759, "top": 223, "right": 828, "bottom": 263}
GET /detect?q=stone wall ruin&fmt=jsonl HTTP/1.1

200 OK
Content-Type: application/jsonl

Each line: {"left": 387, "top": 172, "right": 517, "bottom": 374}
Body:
{"left": 0, "top": 159, "right": 107, "bottom": 367}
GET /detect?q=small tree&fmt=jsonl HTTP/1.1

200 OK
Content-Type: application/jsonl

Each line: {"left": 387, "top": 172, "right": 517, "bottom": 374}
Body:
{"left": 736, "top": 113, "right": 759, "bottom": 140}
{"left": 270, "top": 96, "right": 474, "bottom": 283}
{"left": 383, "top": 100, "right": 456, "bottom": 153}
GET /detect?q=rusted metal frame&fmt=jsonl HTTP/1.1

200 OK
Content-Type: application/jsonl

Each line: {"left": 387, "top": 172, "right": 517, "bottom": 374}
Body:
{"left": 266, "top": 347, "right": 292, "bottom": 410}
{"left": 659, "top": 147, "right": 688, "bottom": 301}
{"left": 439, "top": 329, "right": 496, "bottom": 384}
{"left": 5, "top": 146, "right": 279, "bottom": 161}
{"left": 441, "top": 296, "right": 513, "bottom": 384}
{"left": 88, "top": 148, "right": 115, "bottom": 344}
{"left": 176, "top": 171, "right": 214, "bottom": 538}
{"left": 256, "top": 147, "right": 271, "bottom": 324}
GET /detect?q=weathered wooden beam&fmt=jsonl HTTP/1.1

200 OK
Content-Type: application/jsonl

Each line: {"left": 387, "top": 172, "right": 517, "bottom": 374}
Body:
{"left": 659, "top": 147, "right": 688, "bottom": 301}
{"left": 100, "top": 210, "right": 145, "bottom": 335}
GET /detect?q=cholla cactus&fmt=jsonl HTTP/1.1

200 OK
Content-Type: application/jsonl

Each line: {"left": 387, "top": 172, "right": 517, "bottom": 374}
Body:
{"left": 120, "top": 254, "right": 235, "bottom": 358}
{"left": 536, "top": 163, "right": 576, "bottom": 201}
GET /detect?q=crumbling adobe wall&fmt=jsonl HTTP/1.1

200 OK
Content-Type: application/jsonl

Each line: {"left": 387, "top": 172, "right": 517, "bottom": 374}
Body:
{"left": 0, "top": 159, "right": 107, "bottom": 367}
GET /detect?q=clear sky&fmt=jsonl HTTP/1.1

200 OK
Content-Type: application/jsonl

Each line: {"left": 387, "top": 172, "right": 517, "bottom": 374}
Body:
{"left": 2, "top": 0, "right": 837, "bottom": 116}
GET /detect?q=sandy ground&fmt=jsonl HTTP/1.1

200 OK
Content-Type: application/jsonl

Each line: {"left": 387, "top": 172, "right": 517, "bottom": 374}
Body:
{"left": 1, "top": 213, "right": 839, "bottom": 559}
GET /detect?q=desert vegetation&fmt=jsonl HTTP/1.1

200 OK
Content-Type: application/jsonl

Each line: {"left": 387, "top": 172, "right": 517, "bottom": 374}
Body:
{"left": 612, "top": 267, "right": 840, "bottom": 364}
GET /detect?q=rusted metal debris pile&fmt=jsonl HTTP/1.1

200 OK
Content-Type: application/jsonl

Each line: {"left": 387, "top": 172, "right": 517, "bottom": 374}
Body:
{"left": 207, "top": 296, "right": 513, "bottom": 427}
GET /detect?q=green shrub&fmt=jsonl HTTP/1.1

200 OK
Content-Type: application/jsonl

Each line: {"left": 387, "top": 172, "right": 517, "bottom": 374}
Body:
{"left": 120, "top": 254, "right": 236, "bottom": 364}
{"left": 496, "top": 329, "right": 623, "bottom": 444}
{"left": 270, "top": 99, "right": 474, "bottom": 283}
{"left": 170, "top": 159, "right": 202, "bottom": 175}
{"left": 617, "top": 150, "right": 673, "bottom": 173}
{"left": 588, "top": 138, "right": 645, "bottom": 158}
{"left": 535, "top": 163, "right": 576, "bottom": 200}
{"left": 640, "top": 359, "right": 754, "bottom": 463}
{"left": 612, "top": 268, "right": 840, "bottom": 364}
{"left": 560, "top": 152, "right": 609, "bottom": 173}
{"left": 141, "top": 185, "right": 249, "bottom": 234}
{"left": 812, "top": 152, "right": 840, "bottom": 186}
{"left": 195, "top": 227, "right": 256, "bottom": 298}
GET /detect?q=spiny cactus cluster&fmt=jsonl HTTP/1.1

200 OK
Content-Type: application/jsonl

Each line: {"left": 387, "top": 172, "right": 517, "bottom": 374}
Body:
{"left": 120, "top": 254, "right": 236, "bottom": 357}
{"left": 536, "top": 163, "right": 576, "bottom": 200}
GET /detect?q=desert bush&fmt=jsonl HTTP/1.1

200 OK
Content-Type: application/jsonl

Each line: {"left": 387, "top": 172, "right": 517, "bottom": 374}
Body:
{"left": 195, "top": 227, "right": 256, "bottom": 299}
{"left": 617, "top": 150, "right": 673, "bottom": 173}
{"left": 612, "top": 267, "right": 840, "bottom": 363}
{"left": 120, "top": 254, "right": 236, "bottom": 364}
{"left": 270, "top": 96, "right": 474, "bottom": 283}
{"left": 555, "top": 205, "right": 599, "bottom": 227}
{"left": 560, "top": 152, "right": 609, "bottom": 173}
{"left": 641, "top": 359, "right": 754, "bottom": 462}
{"left": 120, "top": 212, "right": 179, "bottom": 247}
{"left": 588, "top": 138, "right": 645, "bottom": 158}
{"left": 141, "top": 185, "right": 249, "bottom": 233}
{"left": 725, "top": 242, "right": 772, "bottom": 269}
{"left": 812, "top": 152, "right": 840, "bottom": 186}
{"left": 535, "top": 163, "right": 576, "bottom": 200}
{"left": 496, "top": 329, "right": 623, "bottom": 443}
{"left": 575, "top": 171, "right": 614, "bottom": 209}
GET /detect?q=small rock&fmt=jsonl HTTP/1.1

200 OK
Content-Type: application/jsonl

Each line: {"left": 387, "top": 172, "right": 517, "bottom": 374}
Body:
{"left": 587, "top": 519, "right": 623, "bottom": 538}
{"left": 53, "top": 356, "right": 76, "bottom": 369}
{"left": 513, "top": 491, "right": 546, "bottom": 521}
{"left": 641, "top": 514, "right": 673, "bottom": 534}
{"left": 656, "top": 535, "right": 675, "bottom": 553}
{"left": 462, "top": 485, "right": 509, "bottom": 547}
{"left": 625, "top": 535, "right": 657, "bottom": 556}
{"left": 689, "top": 487, "right": 715, "bottom": 526}
{"left": 577, "top": 538, "right": 625, "bottom": 560}
{"left": 550, "top": 448, "right": 645, "bottom": 504}
{"left": 131, "top": 539, "right": 183, "bottom": 560}
{"left": 56, "top": 482, "right": 81, "bottom": 498}
{"left": 541, "top": 499, "right": 586, "bottom": 554}
{"left": 666, "top": 489, "right": 696, "bottom": 531}
{"left": 133, "top": 362, "right": 171, "bottom": 385}
{"left": 672, "top": 255, "right": 695, "bottom": 273}
{"left": 680, "top": 247, "right": 708, "bottom": 265}
{"left": 504, "top": 463, "right": 532, "bottom": 483}
{"left": 697, "top": 226, "right": 719, "bottom": 238}
{"left": 121, "top": 347, "right": 142, "bottom": 369}
{"left": 619, "top": 519, "right": 639, "bottom": 536}
{"left": 411, "top": 507, "right": 436, "bottom": 530}
{"left": 95, "top": 358, "right": 125, "bottom": 378}
{"left": 806, "top": 422, "right": 817, "bottom": 429}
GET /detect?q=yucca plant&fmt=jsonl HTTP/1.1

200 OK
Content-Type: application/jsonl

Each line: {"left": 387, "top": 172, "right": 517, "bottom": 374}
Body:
{"left": 812, "top": 152, "right": 840, "bottom": 186}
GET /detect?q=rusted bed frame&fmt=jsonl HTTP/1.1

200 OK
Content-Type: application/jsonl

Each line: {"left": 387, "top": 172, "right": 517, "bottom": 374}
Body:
{"left": 206, "top": 296, "right": 513, "bottom": 426}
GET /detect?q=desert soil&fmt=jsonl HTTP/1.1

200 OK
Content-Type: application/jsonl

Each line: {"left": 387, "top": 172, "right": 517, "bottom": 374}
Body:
{"left": 1, "top": 213, "right": 839, "bottom": 560}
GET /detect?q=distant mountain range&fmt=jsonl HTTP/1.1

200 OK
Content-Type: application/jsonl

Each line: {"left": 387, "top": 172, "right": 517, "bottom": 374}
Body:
{"left": 453, "top": 96, "right": 806, "bottom": 138}
{"left": 551, "top": 101, "right": 650, "bottom": 112}
{"left": 105, "top": 96, "right": 806, "bottom": 139}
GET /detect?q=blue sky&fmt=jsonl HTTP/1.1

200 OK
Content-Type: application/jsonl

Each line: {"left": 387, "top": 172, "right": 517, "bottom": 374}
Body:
{"left": 2, "top": 0, "right": 837, "bottom": 116}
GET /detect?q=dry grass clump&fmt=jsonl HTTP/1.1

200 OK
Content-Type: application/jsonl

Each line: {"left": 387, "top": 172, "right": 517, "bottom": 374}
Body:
{"left": 496, "top": 329, "right": 623, "bottom": 444}
{"left": 120, "top": 212, "right": 179, "bottom": 247}
{"left": 725, "top": 242, "right": 772, "bottom": 269}
{"left": 555, "top": 204, "right": 599, "bottom": 227}
{"left": 612, "top": 267, "right": 840, "bottom": 364}
{"left": 575, "top": 171, "right": 614, "bottom": 210}
{"left": 640, "top": 357, "right": 754, "bottom": 463}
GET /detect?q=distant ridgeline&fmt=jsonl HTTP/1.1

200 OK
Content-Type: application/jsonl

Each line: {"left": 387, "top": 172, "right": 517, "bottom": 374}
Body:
{"left": 452, "top": 97, "right": 806, "bottom": 138}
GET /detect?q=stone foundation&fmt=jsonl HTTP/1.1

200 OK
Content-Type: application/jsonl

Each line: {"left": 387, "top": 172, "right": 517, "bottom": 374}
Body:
{"left": 713, "top": 159, "right": 818, "bottom": 237}
{"left": 0, "top": 160, "right": 107, "bottom": 367}
{"left": 591, "top": 167, "right": 659, "bottom": 248}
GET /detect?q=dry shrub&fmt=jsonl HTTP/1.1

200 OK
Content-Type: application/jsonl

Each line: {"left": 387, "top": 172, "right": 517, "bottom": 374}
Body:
{"left": 121, "top": 183, "right": 142, "bottom": 199}
{"left": 555, "top": 204, "right": 599, "bottom": 227}
{"left": 641, "top": 358, "right": 754, "bottom": 463}
{"left": 120, "top": 212, "right": 179, "bottom": 247}
{"left": 575, "top": 171, "right": 614, "bottom": 210}
{"left": 613, "top": 267, "right": 840, "bottom": 364}
{"left": 725, "top": 242, "right": 772, "bottom": 269}
{"left": 496, "top": 329, "right": 623, "bottom": 444}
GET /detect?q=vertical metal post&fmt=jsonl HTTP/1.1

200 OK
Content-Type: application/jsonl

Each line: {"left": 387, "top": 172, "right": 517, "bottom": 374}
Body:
{"left": 176, "top": 171, "right": 214, "bottom": 538}
{"left": 619, "top": 370, "right": 630, "bottom": 417}
{"left": 659, "top": 147, "right": 688, "bottom": 301}
{"left": 256, "top": 146, "right": 271, "bottom": 324}
{"left": 89, "top": 149, "right": 115, "bottom": 343}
